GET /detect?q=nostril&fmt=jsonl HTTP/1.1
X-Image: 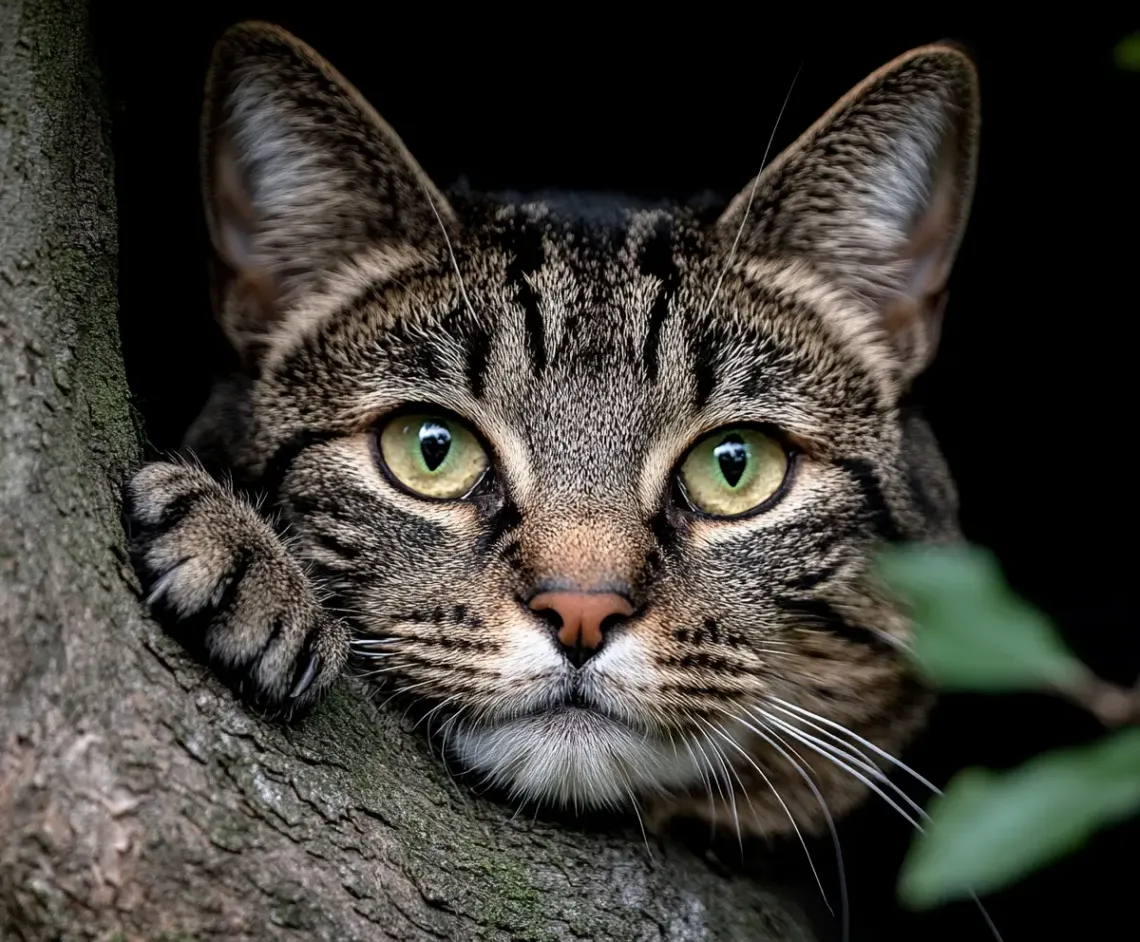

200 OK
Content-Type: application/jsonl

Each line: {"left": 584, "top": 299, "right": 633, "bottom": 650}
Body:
{"left": 527, "top": 590, "right": 635, "bottom": 668}
{"left": 531, "top": 605, "right": 563, "bottom": 633}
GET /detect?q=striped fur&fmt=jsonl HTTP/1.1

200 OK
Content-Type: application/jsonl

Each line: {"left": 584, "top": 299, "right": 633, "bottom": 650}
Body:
{"left": 125, "top": 22, "right": 979, "bottom": 836}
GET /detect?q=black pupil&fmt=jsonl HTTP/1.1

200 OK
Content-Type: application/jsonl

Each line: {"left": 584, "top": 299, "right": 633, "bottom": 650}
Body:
{"left": 713, "top": 435, "right": 748, "bottom": 488}
{"left": 418, "top": 421, "right": 452, "bottom": 472}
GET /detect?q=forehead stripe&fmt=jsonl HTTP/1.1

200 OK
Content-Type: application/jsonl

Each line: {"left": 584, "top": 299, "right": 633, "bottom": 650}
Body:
{"left": 462, "top": 317, "right": 493, "bottom": 400}
{"left": 502, "top": 222, "right": 547, "bottom": 375}
{"left": 636, "top": 214, "right": 681, "bottom": 383}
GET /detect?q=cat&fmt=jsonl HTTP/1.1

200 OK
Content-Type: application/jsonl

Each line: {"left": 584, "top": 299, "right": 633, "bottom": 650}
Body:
{"left": 123, "top": 21, "right": 978, "bottom": 839}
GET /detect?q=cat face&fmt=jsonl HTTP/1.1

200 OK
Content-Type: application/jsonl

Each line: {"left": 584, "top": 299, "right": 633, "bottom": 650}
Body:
{"left": 187, "top": 23, "right": 978, "bottom": 834}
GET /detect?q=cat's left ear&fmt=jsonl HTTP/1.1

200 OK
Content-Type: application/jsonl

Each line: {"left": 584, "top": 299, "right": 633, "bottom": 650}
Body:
{"left": 719, "top": 45, "right": 979, "bottom": 384}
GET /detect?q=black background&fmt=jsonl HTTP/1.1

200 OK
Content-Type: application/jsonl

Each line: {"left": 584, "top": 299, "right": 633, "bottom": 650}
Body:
{"left": 93, "top": 7, "right": 1137, "bottom": 940}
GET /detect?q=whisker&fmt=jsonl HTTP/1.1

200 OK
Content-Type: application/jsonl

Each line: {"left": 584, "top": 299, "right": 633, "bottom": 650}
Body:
{"left": 688, "top": 731, "right": 733, "bottom": 837}
{"left": 407, "top": 697, "right": 474, "bottom": 811}
{"left": 762, "top": 700, "right": 1002, "bottom": 941}
{"left": 767, "top": 697, "right": 941, "bottom": 794}
{"left": 375, "top": 679, "right": 434, "bottom": 711}
{"left": 701, "top": 722, "right": 767, "bottom": 837}
{"left": 756, "top": 718, "right": 820, "bottom": 779}
{"left": 720, "top": 708, "right": 850, "bottom": 942}
{"left": 756, "top": 711, "right": 922, "bottom": 831}
{"left": 762, "top": 700, "right": 882, "bottom": 768}
{"left": 350, "top": 637, "right": 400, "bottom": 648}
{"left": 414, "top": 693, "right": 465, "bottom": 734}
{"left": 316, "top": 602, "right": 366, "bottom": 616}
{"left": 351, "top": 663, "right": 403, "bottom": 680}
{"left": 694, "top": 723, "right": 745, "bottom": 853}
{"left": 679, "top": 734, "right": 720, "bottom": 835}
{"left": 699, "top": 714, "right": 834, "bottom": 918}
{"left": 700, "top": 62, "right": 803, "bottom": 321}
{"left": 436, "top": 703, "right": 471, "bottom": 744}
{"left": 418, "top": 177, "right": 476, "bottom": 321}
{"left": 758, "top": 710, "right": 927, "bottom": 824}
{"left": 437, "top": 711, "right": 467, "bottom": 756}
{"left": 618, "top": 771, "right": 654, "bottom": 861}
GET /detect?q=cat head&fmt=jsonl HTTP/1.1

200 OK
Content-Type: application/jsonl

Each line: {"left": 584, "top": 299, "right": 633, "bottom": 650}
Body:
{"left": 188, "top": 22, "right": 978, "bottom": 835}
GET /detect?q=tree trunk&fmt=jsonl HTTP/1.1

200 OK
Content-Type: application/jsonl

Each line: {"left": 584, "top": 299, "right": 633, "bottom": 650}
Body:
{"left": 0, "top": 2, "right": 818, "bottom": 939}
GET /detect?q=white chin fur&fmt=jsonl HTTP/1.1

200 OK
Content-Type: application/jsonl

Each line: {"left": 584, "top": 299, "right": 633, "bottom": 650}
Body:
{"left": 452, "top": 708, "right": 702, "bottom": 811}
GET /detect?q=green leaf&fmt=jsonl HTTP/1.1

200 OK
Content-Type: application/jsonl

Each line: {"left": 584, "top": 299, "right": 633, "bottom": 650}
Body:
{"left": 899, "top": 727, "right": 1140, "bottom": 908}
{"left": 876, "top": 544, "right": 1086, "bottom": 692}
{"left": 1114, "top": 33, "right": 1140, "bottom": 70}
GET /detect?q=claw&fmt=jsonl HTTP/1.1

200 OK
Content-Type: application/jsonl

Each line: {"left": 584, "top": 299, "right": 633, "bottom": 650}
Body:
{"left": 290, "top": 651, "right": 321, "bottom": 699}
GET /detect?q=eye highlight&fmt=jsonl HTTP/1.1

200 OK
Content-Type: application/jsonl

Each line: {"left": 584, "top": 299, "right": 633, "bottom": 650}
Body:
{"left": 377, "top": 413, "right": 489, "bottom": 500}
{"left": 677, "top": 427, "right": 790, "bottom": 517}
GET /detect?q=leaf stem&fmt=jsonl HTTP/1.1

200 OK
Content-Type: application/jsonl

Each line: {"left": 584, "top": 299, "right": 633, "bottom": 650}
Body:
{"left": 1059, "top": 674, "right": 1140, "bottom": 727}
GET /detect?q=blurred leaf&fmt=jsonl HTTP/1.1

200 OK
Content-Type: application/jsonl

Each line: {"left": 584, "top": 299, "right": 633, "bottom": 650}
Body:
{"left": 877, "top": 544, "right": 1086, "bottom": 692}
{"left": 1115, "top": 33, "right": 1140, "bottom": 71}
{"left": 899, "top": 727, "right": 1140, "bottom": 908}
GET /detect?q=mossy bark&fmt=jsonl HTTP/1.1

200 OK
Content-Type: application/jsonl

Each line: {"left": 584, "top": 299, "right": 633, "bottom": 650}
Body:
{"left": 0, "top": 2, "right": 818, "bottom": 939}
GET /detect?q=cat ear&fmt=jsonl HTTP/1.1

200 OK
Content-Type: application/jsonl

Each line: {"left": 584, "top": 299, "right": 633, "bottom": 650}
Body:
{"left": 201, "top": 22, "right": 453, "bottom": 362}
{"left": 719, "top": 45, "right": 980, "bottom": 384}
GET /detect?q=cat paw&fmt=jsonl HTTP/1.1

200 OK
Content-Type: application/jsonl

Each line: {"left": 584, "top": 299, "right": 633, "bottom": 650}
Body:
{"left": 123, "top": 460, "right": 348, "bottom": 712}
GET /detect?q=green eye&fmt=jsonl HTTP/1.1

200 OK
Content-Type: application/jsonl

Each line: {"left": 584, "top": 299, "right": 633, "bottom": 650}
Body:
{"left": 678, "top": 427, "right": 789, "bottom": 517}
{"left": 378, "top": 413, "right": 489, "bottom": 500}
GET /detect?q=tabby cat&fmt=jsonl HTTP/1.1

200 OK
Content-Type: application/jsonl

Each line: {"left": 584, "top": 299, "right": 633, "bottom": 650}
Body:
{"left": 124, "top": 22, "right": 979, "bottom": 838}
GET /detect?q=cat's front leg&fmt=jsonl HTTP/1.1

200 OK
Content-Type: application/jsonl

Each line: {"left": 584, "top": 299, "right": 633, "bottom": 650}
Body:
{"left": 123, "top": 460, "right": 349, "bottom": 712}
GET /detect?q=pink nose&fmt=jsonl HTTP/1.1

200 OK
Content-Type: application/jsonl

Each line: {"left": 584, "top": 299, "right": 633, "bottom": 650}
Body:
{"left": 528, "top": 591, "right": 634, "bottom": 666}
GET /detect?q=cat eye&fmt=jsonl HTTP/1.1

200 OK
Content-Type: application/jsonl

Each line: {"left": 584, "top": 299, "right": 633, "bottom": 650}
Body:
{"left": 677, "top": 427, "right": 790, "bottom": 517}
{"left": 376, "top": 412, "right": 489, "bottom": 500}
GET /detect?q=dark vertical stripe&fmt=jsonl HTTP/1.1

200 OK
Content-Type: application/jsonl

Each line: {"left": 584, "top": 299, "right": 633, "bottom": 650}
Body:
{"left": 648, "top": 503, "right": 685, "bottom": 563}
{"left": 637, "top": 215, "right": 680, "bottom": 382}
{"left": 479, "top": 497, "right": 522, "bottom": 556}
{"left": 691, "top": 327, "right": 720, "bottom": 408}
{"left": 838, "top": 457, "right": 902, "bottom": 541}
{"left": 389, "top": 318, "right": 445, "bottom": 382}
{"left": 503, "top": 220, "right": 547, "bottom": 373}
{"left": 463, "top": 319, "right": 492, "bottom": 399}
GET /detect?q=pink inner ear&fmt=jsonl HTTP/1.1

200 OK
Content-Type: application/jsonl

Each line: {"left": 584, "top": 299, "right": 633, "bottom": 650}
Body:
{"left": 879, "top": 152, "right": 962, "bottom": 369}
{"left": 901, "top": 147, "right": 961, "bottom": 310}
{"left": 211, "top": 139, "right": 281, "bottom": 334}
{"left": 212, "top": 139, "right": 260, "bottom": 280}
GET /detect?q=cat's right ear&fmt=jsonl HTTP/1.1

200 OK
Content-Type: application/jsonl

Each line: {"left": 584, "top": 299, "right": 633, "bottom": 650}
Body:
{"left": 201, "top": 22, "right": 453, "bottom": 364}
{"left": 718, "top": 45, "right": 979, "bottom": 388}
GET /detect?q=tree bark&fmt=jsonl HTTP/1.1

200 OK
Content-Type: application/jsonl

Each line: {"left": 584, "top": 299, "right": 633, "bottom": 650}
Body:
{"left": 0, "top": 2, "right": 818, "bottom": 939}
